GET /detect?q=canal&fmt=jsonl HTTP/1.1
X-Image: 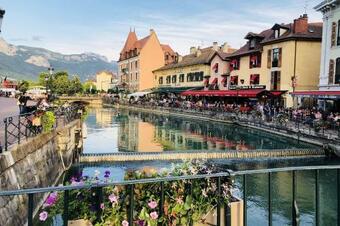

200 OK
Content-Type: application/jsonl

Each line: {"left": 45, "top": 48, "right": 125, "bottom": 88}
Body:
{"left": 66, "top": 107, "right": 339, "bottom": 226}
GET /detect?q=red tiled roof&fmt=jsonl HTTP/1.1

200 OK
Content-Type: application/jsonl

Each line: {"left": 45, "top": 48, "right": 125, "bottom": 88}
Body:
{"left": 120, "top": 31, "right": 138, "bottom": 54}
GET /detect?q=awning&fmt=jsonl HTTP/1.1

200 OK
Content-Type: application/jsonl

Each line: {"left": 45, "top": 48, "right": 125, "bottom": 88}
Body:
{"left": 127, "top": 91, "right": 152, "bottom": 98}
{"left": 153, "top": 86, "right": 203, "bottom": 94}
{"left": 181, "top": 89, "right": 265, "bottom": 97}
{"left": 291, "top": 91, "right": 340, "bottom": 99}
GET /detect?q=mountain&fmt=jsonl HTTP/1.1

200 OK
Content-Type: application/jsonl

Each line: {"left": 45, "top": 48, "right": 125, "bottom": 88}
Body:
{"left": 0, "top": 38, "right": 117, "bottom": 81}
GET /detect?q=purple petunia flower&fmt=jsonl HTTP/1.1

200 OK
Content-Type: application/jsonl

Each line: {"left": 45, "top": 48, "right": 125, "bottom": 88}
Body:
{"left": 39, "top": 211, "right": 48, "bottom": 221}
{"left": 150, "top": 211, "right": 158, "bottom": 220}
{"left": 148, "top": 200, "right": 157, "bottom": 209}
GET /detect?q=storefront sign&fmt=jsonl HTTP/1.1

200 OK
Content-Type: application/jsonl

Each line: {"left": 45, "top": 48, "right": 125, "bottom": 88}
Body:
{"left": 229, "top": 85, "right": 266, "bottom": 90}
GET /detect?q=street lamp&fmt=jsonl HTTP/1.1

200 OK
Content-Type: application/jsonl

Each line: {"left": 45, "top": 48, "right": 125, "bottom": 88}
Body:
{"left": 46, "top": 66, "right": 54, "bottom": 95}
{"left": 0, "top": 8, "right": 5, "bottom": 33}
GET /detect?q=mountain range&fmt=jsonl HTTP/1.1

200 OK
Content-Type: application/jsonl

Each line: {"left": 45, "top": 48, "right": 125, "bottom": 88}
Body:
{"left": 0, "top": 38, "right": 117, "bottom": 81}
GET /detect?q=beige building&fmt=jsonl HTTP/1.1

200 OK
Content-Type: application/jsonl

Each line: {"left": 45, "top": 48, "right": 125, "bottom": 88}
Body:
{"left": 118, "top": 29, "right": 176, "bottom": 92}
{"left": 228, "top": 14, "right": 322, "bottom": 107}
{"left": 153, "top": 43, "right": 235, "bottom": 92}
{"left": 95, "top": 71, "right": 116, "bottom": 92}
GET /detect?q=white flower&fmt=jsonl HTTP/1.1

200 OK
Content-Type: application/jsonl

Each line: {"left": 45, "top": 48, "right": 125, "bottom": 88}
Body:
{"left": 94, "top": 170, "right": 100, "bottom": 177}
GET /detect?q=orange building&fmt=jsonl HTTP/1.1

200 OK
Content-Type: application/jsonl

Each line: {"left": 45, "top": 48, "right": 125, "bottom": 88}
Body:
{"left": 118, "top": 29, "right": 177, "bottom": 92}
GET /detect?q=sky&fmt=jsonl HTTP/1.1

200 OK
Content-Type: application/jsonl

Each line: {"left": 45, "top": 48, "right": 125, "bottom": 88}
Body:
{"left": 0, "top": 0, "right": 322, "bottom": 61}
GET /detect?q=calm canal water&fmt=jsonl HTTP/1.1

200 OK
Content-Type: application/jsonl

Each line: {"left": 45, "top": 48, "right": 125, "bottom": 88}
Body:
{"left": 67, "top": 107, "right": 339, "bottom": 226}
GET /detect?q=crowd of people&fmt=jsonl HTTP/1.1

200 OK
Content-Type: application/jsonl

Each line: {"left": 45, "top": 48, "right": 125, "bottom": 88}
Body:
{"left": 104, "top": 94, "right": 340, "bottom": 132}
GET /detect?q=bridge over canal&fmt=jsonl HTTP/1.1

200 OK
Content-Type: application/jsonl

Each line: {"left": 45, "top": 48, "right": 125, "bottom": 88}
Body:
{"left": 58, "top": 96, "right": 103, "bottom": 105}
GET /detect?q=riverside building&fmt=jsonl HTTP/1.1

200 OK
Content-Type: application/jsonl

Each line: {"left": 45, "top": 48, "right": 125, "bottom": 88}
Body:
{"left": 228, "top": 14, "right": 322, "bottom": 107}
{"left": 118, "top": 29, "right": 176, "bottom": 93}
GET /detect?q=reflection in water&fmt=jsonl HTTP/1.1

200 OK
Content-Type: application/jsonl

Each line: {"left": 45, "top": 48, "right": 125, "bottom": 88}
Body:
{"left": 83, "top": 107, "right": 315, "bottom": 154}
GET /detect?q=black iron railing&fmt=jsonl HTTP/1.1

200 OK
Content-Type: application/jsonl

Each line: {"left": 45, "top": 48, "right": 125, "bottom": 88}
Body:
{"left": 1, "top": 105, "right": 81, "bottom": 152}
{"left": 0, "top": 166, "right": 339, "bottom": 226}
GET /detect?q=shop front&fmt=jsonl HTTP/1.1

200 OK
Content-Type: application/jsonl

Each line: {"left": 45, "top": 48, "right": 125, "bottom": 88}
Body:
{"left": 291, "top": 91, "right": 340, "bottom": 112}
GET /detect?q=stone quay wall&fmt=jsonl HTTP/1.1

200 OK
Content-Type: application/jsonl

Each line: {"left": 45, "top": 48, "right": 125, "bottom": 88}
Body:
{"left": 0, "top": 119, "right": 82, "bottom": 226}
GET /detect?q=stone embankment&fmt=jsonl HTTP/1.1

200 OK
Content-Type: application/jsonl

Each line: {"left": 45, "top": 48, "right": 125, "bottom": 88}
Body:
{"left": 0, "top": 119, "right": 83, "bottom": 226}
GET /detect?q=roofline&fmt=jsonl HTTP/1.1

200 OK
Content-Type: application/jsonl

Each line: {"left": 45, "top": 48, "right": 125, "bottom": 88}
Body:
{"left": 314, "top": 0, "right": 338, "bottom": 11}
{"left": 261, "top": 36, "right": 322, "bottom": 45}
{"left": 153, "top": 51, "right": 218, "bottom": 72}
{"left": 227, "top": 49, "right": 262, "bottom": 59}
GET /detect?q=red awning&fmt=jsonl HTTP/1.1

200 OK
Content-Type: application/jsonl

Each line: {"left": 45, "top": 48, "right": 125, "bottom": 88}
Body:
{"left": 181, "top": 89, "right": 267, "bottom": 97}
{"left": 291, "top": 91, "right": 340, "bottom": 99}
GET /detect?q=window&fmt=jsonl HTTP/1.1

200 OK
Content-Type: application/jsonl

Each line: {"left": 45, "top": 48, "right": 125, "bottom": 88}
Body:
{"left": 249, "top": 39, "right": 256, "bottom": 49}
{"left": 187, "top": 73, "right": 194, "bottom": 82}
{"left": 212, "top": 63, "right": 219, "bottom": 73}
{"left": 135, "top": 61, "right": 138, "bottom": 69}
{"left": 338, "top": 21, "right": 340, "bottom": 46}
{"left": 335, "top": 58, "right": 340, "bottom": 84}
{"left": 159, "top": 77, "right": 163, "bottom": 84}
{"left": 250, "top": 74, "right": 260, "bottom": 85}
{"left": 230, "top": 76, "right": 238, "bottom": 85}
{"left": 130, "top": 62, "right": 133, "bottom": 70}
{"left": 198, "top": 71, "right": 204, "bottom": 81}
{"left": 172, "top": 75, "right": 177, "bottom": 83}
{"left": 179, "top": 74, "right": 185, "bottom": 82}
{"left": 166, "top": 76, "right": 171, "bottom": 84}
{"left": 271, "top": 71, "right": 281, "bottom": 90}
{"left": 165, "top": 55, "right": 169, "bottom": 61}
{"left": 250, "top": 54, "right": 261, "bottom": 68}
{"left": 274, "top": 29, "right": 280, "bottom": 38}
{"left": 230, "top": 59, "right": 240, "bottom": 71}
{"left": 135, "top": 73, "right": 138, "bottom": 80}
{"left": 272, "top": 48, "right": 281, "bottom": 67}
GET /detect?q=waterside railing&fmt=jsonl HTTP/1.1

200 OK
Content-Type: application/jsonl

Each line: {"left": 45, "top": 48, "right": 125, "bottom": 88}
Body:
{"left": 1, "top": 105, "right": 81, "bottom": 152}
{"left": 1, "top": 165, "right": 340, "bottom": 226}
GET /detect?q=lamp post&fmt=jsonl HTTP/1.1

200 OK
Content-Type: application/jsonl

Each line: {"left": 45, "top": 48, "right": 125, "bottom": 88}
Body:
{"left": 46, "top": 66, "right": 54, "bottom": 95}
{"left": 0, "top": 8, "right": 5, "bottom": 33}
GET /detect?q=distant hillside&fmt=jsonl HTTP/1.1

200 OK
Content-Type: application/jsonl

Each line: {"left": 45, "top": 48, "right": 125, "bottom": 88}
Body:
{"left": 0, "top": 38, "right": 117, "bottom": 81}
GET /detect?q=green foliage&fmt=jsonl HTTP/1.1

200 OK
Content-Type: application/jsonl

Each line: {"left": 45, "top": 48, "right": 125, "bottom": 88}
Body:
{"left": 41, "top": 111, "right": 56, "bottom": 132}
{"left": 37, "top": 71, "right": 83, "bottom": 95}
{"left": 18, "top": 80, "right": 29, "bottom": 93}
{"left": 83, "top": 81, "right": 97, "bottom": 94}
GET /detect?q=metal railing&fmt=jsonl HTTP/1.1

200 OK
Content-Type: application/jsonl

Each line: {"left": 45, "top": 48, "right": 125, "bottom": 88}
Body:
{"left": 1, "top": 105, "right": 81, "bottom": 152}
{"left": 0, "top": 171, "right": 232, "bottom": 226}
{"left": 0, "top": 165, "right": 340, "bottom": 226}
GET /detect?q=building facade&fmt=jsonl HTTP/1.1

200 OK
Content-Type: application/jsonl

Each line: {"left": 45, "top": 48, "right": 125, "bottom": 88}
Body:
{"left": 95, "top": 71, "right": 116, "bottom": 92}
{"left": 118, "top": 29, "right": 176, "bottom": 93}
{"left": 153, "top": 43, "right": 234, "bottom": 92}
{"left": 228, "top": 15, "right": 322, "bottom": 107}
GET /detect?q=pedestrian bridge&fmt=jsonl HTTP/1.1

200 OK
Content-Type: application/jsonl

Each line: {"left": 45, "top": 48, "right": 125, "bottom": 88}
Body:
{"left": 80, "top": 148, "right": 325, "bottom": 162}
{"left": 58, "top": 96, "right": 103, "bottom": 105}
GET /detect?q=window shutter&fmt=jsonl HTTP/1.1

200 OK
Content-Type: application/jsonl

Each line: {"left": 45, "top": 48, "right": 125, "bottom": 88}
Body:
{"left": 332, "top": 22, "right": 337, "bottom": 47}
{"left": 267, "top": 49, "right": 272, "bottom": 68}
{"left": 278, "top": 48, "right": 282, "bottom": 67}
{"left": 329, "top": 59, "right": 335, "bottom": 84}
{"left": 277, "top": 71, "right": 281, "bottom": 90}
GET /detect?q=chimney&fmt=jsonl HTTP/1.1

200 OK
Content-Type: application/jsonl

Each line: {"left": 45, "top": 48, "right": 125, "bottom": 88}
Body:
{"left": 150, "top": 29, "right": 155, "bottom": 34}
{"left": 177, "top": 54, "right": 183, "bottom": 62}
{"left": 190, "top": 46, "right": 197, "bottom": 54}
{"left": 293, "top": 14, "right": 308, "bottom": 34}
{"left": 196, "top": 47, "right": 202, "bottom": 57}
{"left": 212, "top": 42, "right": 219, "bottom": 51}
{"left": 221, "top": 42, "right": 231, "bottom": 53}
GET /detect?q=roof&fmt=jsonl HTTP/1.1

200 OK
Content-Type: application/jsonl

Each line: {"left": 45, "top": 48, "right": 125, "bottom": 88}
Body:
{"left": 119, "top": 30, "right": 176, "bottom": 61}
{"left": 154, "top": 47, "right": 218, "bottom": 71}
{"left": 228, "top": 21, "right": 322, "bottom": 58}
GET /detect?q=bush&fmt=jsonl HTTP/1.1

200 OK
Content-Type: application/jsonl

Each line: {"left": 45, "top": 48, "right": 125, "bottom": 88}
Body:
{"left": 41, "top": 111, "right": 56, "bottom": 132}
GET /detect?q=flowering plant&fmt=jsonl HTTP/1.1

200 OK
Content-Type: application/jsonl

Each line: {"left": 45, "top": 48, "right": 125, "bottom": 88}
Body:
{"left": 38, "top": 160, "right": 232, "bottom": 226}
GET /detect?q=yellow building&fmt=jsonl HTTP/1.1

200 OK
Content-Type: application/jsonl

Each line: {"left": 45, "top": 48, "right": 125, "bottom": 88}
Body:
{"left": 228, "top": 14, "right": 322, "bottom": 107}
{"left": 118, "top": 29, "right": 176, "bottom": 92}
{"left": 95, "top": 71, "right": 116, "bottom": 92}
{"left": 153, "top": 43, "right": 234, "bottom": 93}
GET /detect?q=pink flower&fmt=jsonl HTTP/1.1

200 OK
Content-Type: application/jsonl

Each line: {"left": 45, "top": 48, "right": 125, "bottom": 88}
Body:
{"left": 122, "top": 220, "right": 129, "bottom": 226}
{"left": 100, "top": 203, "right": 105, "bottom": 210}
{"left": 109, "top": 194, "right": 118, "bottom": 204}
{"left": 150, "top": 211, "right": 158, "bottom": 220}
{"left": 39, "top": 211, "right": 48, "bottom": 221}
{"left": 148, "top": 200, "right": 157, "bottom": 209}
{"left": 44, "top": 192, "right": 58, "bottom": 207}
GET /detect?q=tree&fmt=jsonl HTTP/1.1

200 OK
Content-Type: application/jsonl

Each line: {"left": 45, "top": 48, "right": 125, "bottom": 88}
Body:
{"left": 83, "top": 81, "right": 97, "bottom": 94}
{"left": 18, "top": 80, "right": 29, "bottom": 93}
{"left": 68, "top": 76, "right": 83, "bottom": 95}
